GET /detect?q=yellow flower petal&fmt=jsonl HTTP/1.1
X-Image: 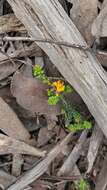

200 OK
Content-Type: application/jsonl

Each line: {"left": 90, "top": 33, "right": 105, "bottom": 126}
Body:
{"left": 53, "top": 80, "right": 65, "bottom": 93}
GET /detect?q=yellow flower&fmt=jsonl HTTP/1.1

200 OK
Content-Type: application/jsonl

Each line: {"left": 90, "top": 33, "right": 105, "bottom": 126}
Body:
{"left": 53, "top": 80, "right": 65, "bottom": 93}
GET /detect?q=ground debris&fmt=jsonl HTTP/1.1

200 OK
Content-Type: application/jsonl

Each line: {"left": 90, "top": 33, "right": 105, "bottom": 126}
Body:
{"left": 0, "top": 0, "right": 106, "bottom": 189}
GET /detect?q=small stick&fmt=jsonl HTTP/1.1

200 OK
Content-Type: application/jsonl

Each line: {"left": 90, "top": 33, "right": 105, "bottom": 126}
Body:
{"left": 42, "top": 175, "right": 81, "bottom": 181}
{"left": 1, "top": 36, "right": 90, "bottom": 51}
{"left": 1, "top": 36, "right": 107, "bottom": 65}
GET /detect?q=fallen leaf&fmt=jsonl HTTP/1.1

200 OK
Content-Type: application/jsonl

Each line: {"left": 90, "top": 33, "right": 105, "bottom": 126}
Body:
{"left": 70, "top": 0, "right": 98, "bottom": 44}
{"left": 31, "top": 180, "right": 52, "bottom": 190}
{"left": 0, "top": 97, "right": 30, "bottom": 141}
{"left": 0, "top": 13, "right": 25, "bottom": 33}
{"left": 0, "top": 61, "right": 20, "bottom": 81}
{"left": 11, "top": 65, "right": 60, "bottom": 119}
{"left": 91, "top": 1, "right": 107, "bottom": 38}
{"left": 37, "top": 127, "right": 55, "bottom": 147}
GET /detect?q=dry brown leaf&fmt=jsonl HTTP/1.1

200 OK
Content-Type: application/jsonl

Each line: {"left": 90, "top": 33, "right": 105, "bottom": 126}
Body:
{"left": 37, "top": 127, "right": 55, "bottom": 147}
{"left": 53, "top": 125, "right": 67, "bottom": 140}
{"left": 0, "top": 61, "right": 20, "bottom": 81}
{"left": 11, "top": 65, "right": 60, "bottom": 119}
{"left": 0, "top": 13, "right": 25, "bottom": 33}
{"left": 31, "top": 180, "right": 52, "bottom": 190}
{"left": 70, "top": 0, "right": 98, "bottom": 44}
{"left": 91, "top": 1, "right": 107, "bottom": 38}
{"left": 0, "top": 97, "right": 30, "bottom": 141}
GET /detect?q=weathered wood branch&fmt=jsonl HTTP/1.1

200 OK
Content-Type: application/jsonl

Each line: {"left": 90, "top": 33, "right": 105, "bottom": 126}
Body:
{"left": 95, "top": 153, "right": 107, "bottom": 190}
{"left": 12, "top": 154, "right": 24, "bottom": 177}
{"left": 6, "top": 132, "right": 73, "bottom": 190}
{"left": 87, "top": 124, "right": 103, "bottom": 173}
{"left": 58, "top": 130, "right": 88, "bottom": 176}
{"left": 0, "top": 170, "right": 31, "bottom": 189}
{"left": 7, "top": 0, "right": 107, "bottom": 138}
{"left": 0, "top": 133, "right": 46, "bottom": 157}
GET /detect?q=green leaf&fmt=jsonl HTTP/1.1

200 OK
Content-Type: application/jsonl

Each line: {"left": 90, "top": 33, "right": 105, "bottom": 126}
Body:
{"left": 64, "top": 85, "right": 74, "bottom": 93}
{"left": 76, "top": 179, "right": 89, "bottom": 190}
{"left": 47, "top": 89, "right": 54, "bottom": 96}
{"left": 33, "top": 65, "right": 44, "bottom": 77}
{"left": 48, "top": 95, "right": 60, "bottom": 105}
{"left": 33, "top": 65, "right": 51, "bottom": 85}
{"left": 67, "top": 123, "right": 82, "bottom": 131}
{"left": 67, "top": 121, "right": 92, "bottom": 132}
{"left": 83, "top": 121, "right": 92, "bottom": 129}
{"left": 73, "top": 111, "right": 81, "bottom": 123}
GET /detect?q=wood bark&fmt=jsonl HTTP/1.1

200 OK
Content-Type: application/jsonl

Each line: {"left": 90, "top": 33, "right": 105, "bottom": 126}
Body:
{"left": 12, "top": 154, "right": 23, "bottom": 177}
{"left": 95, "top": 153, "right": 107, "bottom": 190}
{"left": 6, "top": 132, "right": 73, "bottom": 190}
{"left": 58, "top": 130, "right": 88, "bottom": 176}
{"left": 0, "top": 133, "right": 46, "bottom": 157}
{"left": 0, "top": 170, "right": 31, "bottom": 189}
{"left": 7, "top": 0, "right": 107, "bottom": 138}
{"left": 87, "top": 124, "right": 103, "bottom": 173}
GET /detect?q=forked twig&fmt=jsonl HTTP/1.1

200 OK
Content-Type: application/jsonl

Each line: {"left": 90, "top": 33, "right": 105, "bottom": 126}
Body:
{"left": 1, "top": 36, "right": 90, "bottom": 50}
